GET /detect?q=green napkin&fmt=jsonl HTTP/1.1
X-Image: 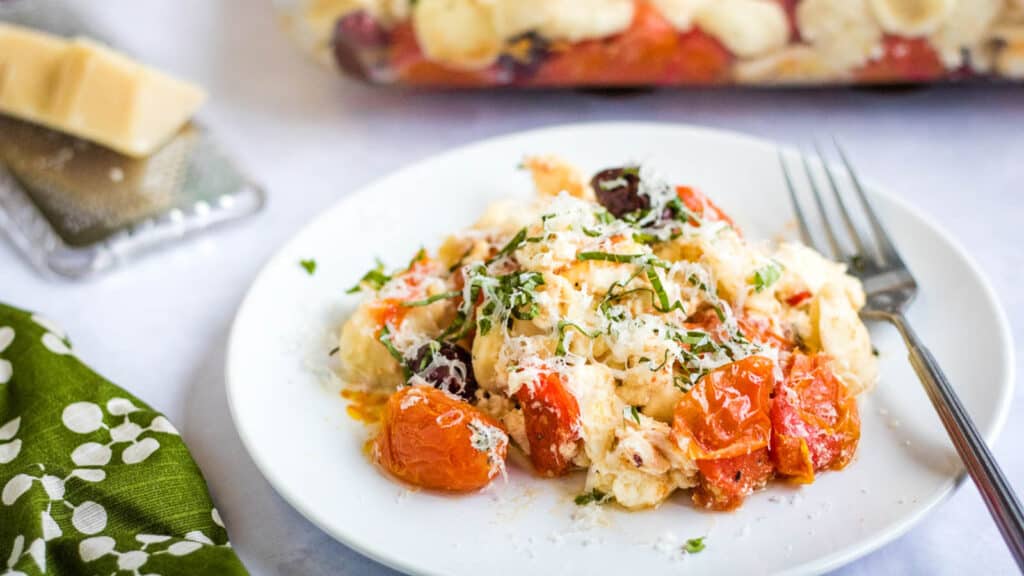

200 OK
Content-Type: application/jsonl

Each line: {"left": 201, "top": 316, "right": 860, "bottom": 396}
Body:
{"left": 0, "top": 303, "right": 247, "bottom": 575}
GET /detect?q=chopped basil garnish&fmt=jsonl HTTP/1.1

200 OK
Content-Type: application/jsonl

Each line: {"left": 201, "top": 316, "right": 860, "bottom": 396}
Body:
{"left": 300, "top": 259, "right": 317, "bottom": 275}
{"left": 555, "top": 320, "right": 599, "bottom": 356}
{"left": 626, "top": 406, "right": 642, "bottom": 425}
{"left": 487, "top": 227, "right": 528, "bottom": 264}
{"left": 574, "top": 489, "right": 612, "bottom": 506}
{"left": 578, "top": 251, "right": 651, "bottom": 264}
{"left": 407, "top": 248, "right": 427, "bottom": 269}
{"left": 401, "top": 291, "right": 460, "bottom": 308}
{"left": 683, "top": 537, "right": 706, "bottom": 554}
{"left": 449, "top": 246, "right": 474, "bottom": 272}
{"left": 632, "top": 232, "right": 660, "bottom": 245}
{"left": 347, "top": 260, "right": 391, "bottom": 294}
{"left": 440, "top": 266, "right": 545, "bottom": 341}
{"left": 644, "top": 267, "right": 685, "bottom": 314}
{"left": 750, "top": 262, "right": 782, "bottom": 293}
{"left": 594, "top": 209, "right": 616, "bottom": 225}
{"left": 378, "top": 326, "right": 411, "bottom": 379}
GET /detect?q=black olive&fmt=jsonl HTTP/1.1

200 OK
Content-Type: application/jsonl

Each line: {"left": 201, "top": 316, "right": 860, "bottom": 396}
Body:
{"left": 408, "top": 341, "right": 478, "bottom": 401}
{"left": 591, "top": 167, "right": 647, "bottom": 218}
{"left": 332, "top": 11, "right": 389, "bottom": 80}
{"left": 497, "top": 32, "right": 550, "bottom": 80}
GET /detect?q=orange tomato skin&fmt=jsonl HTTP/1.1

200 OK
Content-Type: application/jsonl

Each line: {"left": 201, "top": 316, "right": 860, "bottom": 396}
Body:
{"left": 374, "top": 386, "right": 508, "bottom": 492}
{"left": 676, "top": 186, "right": 739, "bottom": 232}
{"left": 664, "top": 29, "right": 733, "bottom": 84}
{"left": 530, "top": 1, "right": 680, "bottom": 86}
{"left": 855, "top": 36, "right": 945, "bottom": 83}
{"left": 516, "top": 372, "right": 582, "bottom": 477}
{"left": 693, "top": 448, "right": 774, "bottom": 511}
{"left": 770, "top": 353, "right": 860, "bottom": 483}
{"left": 672, "top": 356, "right": 776, "bottom": 461}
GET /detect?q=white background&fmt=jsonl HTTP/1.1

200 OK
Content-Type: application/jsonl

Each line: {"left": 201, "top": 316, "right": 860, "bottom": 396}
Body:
{"left": 2, "top": 1, "right": 1022, "bottom": 574}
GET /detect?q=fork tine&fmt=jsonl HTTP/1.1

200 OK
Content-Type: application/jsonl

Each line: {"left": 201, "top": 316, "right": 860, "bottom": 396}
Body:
{"left": 779, "top": 150, "right": 820, "bottom": 251}
{"left": 833, "top": 139, "right": 902, "bottom": 266}
{"left": 800, "top": 149, "right": 845, "bottom": 260}
{"left": 814, "top": 141, "right": 868, "bottom": 258}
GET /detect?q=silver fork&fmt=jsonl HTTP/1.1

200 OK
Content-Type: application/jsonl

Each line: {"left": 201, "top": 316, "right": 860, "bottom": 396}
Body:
{"left": 780, "top": 142, "right": 1024, "bottom": 570}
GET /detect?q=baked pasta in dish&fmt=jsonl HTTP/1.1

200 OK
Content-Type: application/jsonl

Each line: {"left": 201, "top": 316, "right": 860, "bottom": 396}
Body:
{"left": 282, "top": 0, "right": 1024, "bottom": 86}
{"left": 338, "top": 157, "right": 878, "bottom": 511}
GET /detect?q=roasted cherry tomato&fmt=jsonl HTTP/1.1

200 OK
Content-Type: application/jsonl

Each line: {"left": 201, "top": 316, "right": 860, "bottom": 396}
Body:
{"left": 516, "top": 371, "right": 582, "bottom": 476}
{"left": 855, "top": 36, "right": 945, "bottom": 83}
{"left": 664, "top": 29, "right": 732, "bottom": 84}
{"left": 676, "top": 186, "right": 739, "bottom": 231}
{"left": 770, "top": 353, "right": 860, "bottom": 483}
{"left": 374, "top": 386, "right": 508, "bottom": 492}
{"left": 672, "top": 356, "right": 775, "bottom": 460}
{"left": 531, "top": 1, "right": 679, "bottom": 86}
{"left": 693, "top": 448, "right": 774, "bottom": 511}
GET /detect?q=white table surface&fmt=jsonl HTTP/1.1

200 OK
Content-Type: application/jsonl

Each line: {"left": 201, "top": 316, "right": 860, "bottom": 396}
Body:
{"left": 2, "top": 1, "right": 1022, "bottom": 574}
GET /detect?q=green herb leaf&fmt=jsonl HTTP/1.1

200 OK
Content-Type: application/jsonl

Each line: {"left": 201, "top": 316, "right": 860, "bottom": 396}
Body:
{"left": 378, "top": 326, "right": 411, "bottom": 379}
{"left": 683, "top": 537, "right": 706, "bottom": 554}
{"left": 574, "top": 489, "right": 611, "bottom": 506}
{"left": 401, "top": 291, "right": 461, "bottom": 308}
{"left": 750, "top": 262, "right": 782, "bottom": 293}
{"left": 347, "top": 260, "right": 391, "bottom": 294}
{"left": 578, "top": 251, "right": 649, "bottom": 264}
{"left": 595, "top": 209, "right": 616, "bottom": 225}
{"left": 487, "top": 227, "right": 528, "bottom": 264}
{"left": 626, "top": 406, "right": 642, "bottom": 425}
{"left": 300, "top": 259, "right": 317, "bottom": 275}
{"left": 408, "top": 248, "right": 428, "bottom": 269}
{"left": 632, "top": 232, "right": 660, "bottom": 245}
{"left": 449, "top": 246, "right": 474, "bottom": 272}
{"left": 555, "top": 320, "right": 599, "bottom": 356}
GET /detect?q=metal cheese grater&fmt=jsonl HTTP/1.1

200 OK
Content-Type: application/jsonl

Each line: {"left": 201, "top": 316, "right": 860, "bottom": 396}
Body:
{"left": 0, "top": 1, "right": 265, "bottom": 278}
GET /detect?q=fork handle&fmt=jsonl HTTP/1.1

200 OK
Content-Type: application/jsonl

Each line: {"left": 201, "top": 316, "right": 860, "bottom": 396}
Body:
{"left": 889, "top": 313, "right": 1024, "bottom": 570}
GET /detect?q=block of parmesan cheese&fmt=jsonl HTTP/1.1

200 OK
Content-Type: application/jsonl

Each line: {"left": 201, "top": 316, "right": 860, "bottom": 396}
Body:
{"left": 0, "top": 23, "right": 206, "bottom": 158}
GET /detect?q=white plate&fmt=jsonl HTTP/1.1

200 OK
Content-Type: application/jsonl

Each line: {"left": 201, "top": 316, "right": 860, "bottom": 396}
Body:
{"left": 226, "top": 123, "right": 1014, "bottom": 576}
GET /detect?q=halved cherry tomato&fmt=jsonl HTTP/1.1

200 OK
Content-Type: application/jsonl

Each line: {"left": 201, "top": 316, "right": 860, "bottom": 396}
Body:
{"left": 389, "top": 23, "right": 501, "bottom": 87}
{"left": 770, "top": 353, "right": 860, "bottom": 483}
{"left": 672, "top": 356, "right": 775, "bottom": 460}
{"left": 374, "top": 386, "right": 508, "bottom": 492}
{"left": 664, "top": 29, "right": 733, "bottom": 85}
{"left": 676, "top": 186, "right": 739, "bottom": 232}
{"left": 693, "top": 448, "right": 774, "bottom": 511}
{"left": 516, "top": 371, "right": 582, "bottom": 476}
{"left": 531, "top": 1, "right": 679, "bottom": 86}
{"left": 855, "top": 36, "right": 945, "bottom": 83}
